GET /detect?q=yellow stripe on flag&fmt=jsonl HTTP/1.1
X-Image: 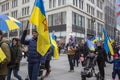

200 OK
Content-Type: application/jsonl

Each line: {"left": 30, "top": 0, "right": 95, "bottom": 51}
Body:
{"left": 0, "top": 48, "right": 6, "bottom": 63}
{"left": 108, "top": 41, "right": 114, "bottom": 55}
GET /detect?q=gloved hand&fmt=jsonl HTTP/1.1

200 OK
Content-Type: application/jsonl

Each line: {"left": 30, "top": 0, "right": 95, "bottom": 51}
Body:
{"left": 23, "top": 30, "right": 27, "bottom": 36}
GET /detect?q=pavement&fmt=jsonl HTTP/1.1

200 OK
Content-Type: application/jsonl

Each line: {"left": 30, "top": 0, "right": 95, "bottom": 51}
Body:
{"left": 11, "top": 54, "right": 114, "bottom": 80}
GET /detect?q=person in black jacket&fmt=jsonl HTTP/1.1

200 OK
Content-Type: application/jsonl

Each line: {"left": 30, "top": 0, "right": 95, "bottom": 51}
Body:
{"left": 7, "top": 38, "right": 23, "bottom": 80}
{"left": 80, "top": 39, "right": 89, "bottom": 58}
{"left": 95, "top": 41, "right": 107, "bottom": 80}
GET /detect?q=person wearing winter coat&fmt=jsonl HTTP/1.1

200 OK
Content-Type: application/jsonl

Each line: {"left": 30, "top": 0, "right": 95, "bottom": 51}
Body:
{"left": 0, "top": 30, "right": 11, "bottom": 80}
{"left": 95, "top": 41, "right": 107, "bottom": 80}
{"left": 7, "top": 38, "right": 23, "bottom": 80}
{"left": 21, "top": 30, "right": 41, "bottom": 80}
{"left": 107, "top": 53, "right": 120, "bottom": 80}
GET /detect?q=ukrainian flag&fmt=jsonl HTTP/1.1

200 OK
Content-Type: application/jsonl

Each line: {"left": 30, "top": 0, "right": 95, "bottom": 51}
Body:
{"left": 51, "top": 34, "right": 59, "bottom": 59}
{"left": 29, "top": 0, "right": 50, "bottom": 56}
{"left": 102, "top": 28, "right": 114, "bottom": 55}
{"left": 86, "top": 38, "right": 95, "bottom": 51}
{"left": 90, "top": 36, "right": 98, "bottom": 44}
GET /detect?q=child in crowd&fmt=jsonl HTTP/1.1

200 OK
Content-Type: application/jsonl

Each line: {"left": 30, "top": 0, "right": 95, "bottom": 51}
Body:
{"left": 107, "top": 53, "right": 120, "bottom": 80}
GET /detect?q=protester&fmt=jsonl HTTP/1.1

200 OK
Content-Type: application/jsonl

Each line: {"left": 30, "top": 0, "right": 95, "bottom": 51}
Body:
{"left": 107, "top": 53, "right": 120, "bottom": 80}
{"left": 0, "top": 30, "right": 11, "bottom": 80}
{"left": 73, "top": 44, "right": 80, "bottom": 67}
{"left": 21, "top": 30, "right": 41, "bottom": 80}
{"left": 66, "top": 38, "right": 76, "bottom": 72}
{"left": 80, "top": 39, "right": 89, "bottom": 59}
{"left": 7, "top": 38, "right": 23, "bottom": 80}
{"left": 95, "top": 41, "right": 107, "bottom": 80}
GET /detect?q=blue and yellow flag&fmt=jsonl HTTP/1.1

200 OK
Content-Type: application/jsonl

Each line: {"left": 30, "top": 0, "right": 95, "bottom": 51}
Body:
{"left": 86, "top": 38, "right": 95, "bottom": 51}
{"left": 90, "top": 36, "right": 98, "bottom": 44}
{"left": 51, "top": 34, "right": 59, "bottom": 59}
{"left": 30, "top": 0, "right": 50, "bottom": 56}
{"left": 102, "top": 28, "right": 114, "bottom": 55}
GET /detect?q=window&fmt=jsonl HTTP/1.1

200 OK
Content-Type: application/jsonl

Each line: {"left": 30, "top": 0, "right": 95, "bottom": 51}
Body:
{"left": 49, "top": 0, "right": 52, "bottom": 8}
{"left": 1, "top": 4, "right": 5, "bottom": 12}
{"left": 6, "top": 2, "right": 9, "bottom": 10}
{"left": 97, "top": 10, "right": 103, "bottom": 20}
{"left": 22, "top": 7, "right": 29, "bottom": 16}
{"left": 97, "top": 23, "right": 103, "bottom": 33}
{"left": 73, "top": 0, "right": 78, "bottom": 7}
{"left": 53, "top": 0, "right": 56, "bottom": 7}
{"left": 72, "top": 12, "right": 85, "bottom": 28}
{"left": 12, "top": 0, "right": 18, "bottom": 8}
{"left": 58, "top": 0, "right": 66, "bottom": 6}
{"left": 22, "top": 0, "right": 29, "bottom": 4}
{"left": 87, "top": 4, "right": 90, "bottom": 13}
{"left": 87, "top": 18, "right": 91, "bottom": 29}
{"left": 97, "top": 0, "right": 103, "bottom": 9}
{"left": 48, "top": 12, "right": 66, "bottom": 26}
{"left": 11, "top": 10, "right": 18, "bottom": 18}
{"left": 87, "top": 4, "right": 94, "bottom": 16}
{"left": 91, "top": 7, "right": 94, "bottom": 16}
{"left": 79, "top": 0, "right": 84, "bottom": 10}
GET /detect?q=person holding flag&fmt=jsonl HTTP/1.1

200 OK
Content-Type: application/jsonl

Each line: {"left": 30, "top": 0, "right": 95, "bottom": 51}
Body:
{"left": 22, "top": 0, "right": 51, "bottom": 79}
{"left": 21, "top": 29, "right": 41, "bottom": 80}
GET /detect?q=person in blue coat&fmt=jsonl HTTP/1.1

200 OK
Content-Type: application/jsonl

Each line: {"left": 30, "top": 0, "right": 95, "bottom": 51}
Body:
{"left": 21, "top": 30, "right": 41, "bottom": 80}
{"left": 107, "top": 53, "right": 120, "bottom": 80}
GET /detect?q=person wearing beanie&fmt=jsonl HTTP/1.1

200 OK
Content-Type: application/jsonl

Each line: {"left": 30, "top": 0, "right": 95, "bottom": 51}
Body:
{"left": 107, "top": 53, "right": 120, "bottom": 80}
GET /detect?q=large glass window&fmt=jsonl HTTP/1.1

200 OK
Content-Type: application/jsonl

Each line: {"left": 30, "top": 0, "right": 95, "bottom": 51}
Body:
{"left": 49, "top": 0, "right": 52, "bottom": 8}
{"left": 73, "top": 0, "right": 78, "bottom": 7}
{"left": 87, "top": 18, "right": 91, "bottom": 29}
{"left": 48, "top": 12, "right": 66, "bottom": 26}
{"left": 22, "top": 0, "right": 29, "bottom": 4}
{"left": 22, "top": 7, "right": 29, "bottom": 16}
{"left": 11, "top": 10, "right": 18, "bottom": 18}
{"left": 12, "top": 0, "right": 18, "bottom": 8}
{"left": 72, "top": 12, "right": 85, "bottom": 28}
{"left": 79, "top": 0, "right": 84, "bottom": 10}
{"left": 58, "top": 0, "right": 66, "bottom": 6}
{"left": 97, "top": 23, "right": 103, "bottom": 33}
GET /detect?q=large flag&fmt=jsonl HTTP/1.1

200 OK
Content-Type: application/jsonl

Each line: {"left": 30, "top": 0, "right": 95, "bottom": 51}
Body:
{"left": 51, "top": 33, "right": 59, "bottom": 59}
{"left": 86, "top": 38, "right": 95, "bottom": 51}
{"left": 102, "top": 28, "right": 114, "bottom": 55}
{"left": 29, "top": 0, "right": 50, "bottom": 56}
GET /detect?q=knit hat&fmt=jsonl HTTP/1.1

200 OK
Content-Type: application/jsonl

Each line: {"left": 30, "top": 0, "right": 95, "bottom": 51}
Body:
{"left": 113, "top": 53, "right": 118, "bottom": 58}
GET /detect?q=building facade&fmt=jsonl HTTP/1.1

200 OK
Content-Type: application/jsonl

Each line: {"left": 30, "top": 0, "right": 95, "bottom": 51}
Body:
{"left": 104, "top": 0, "right": 116, "bottom": 40}
{"left": 0, "top": 0, "right": 116, "bottom": 43}
{"left": 45, "top": 0, "right": 105, "bottom": 43}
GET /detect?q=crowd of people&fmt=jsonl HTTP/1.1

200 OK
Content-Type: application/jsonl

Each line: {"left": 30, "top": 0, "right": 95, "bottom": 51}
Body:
{"left": 65, "top": 36, "right": 120, "bottom": 80}
{"left": 0, "top": 29, "right": 53, "bottom": 80}
{"left": 0, "top": 27, "right": 120, "bottom": 80}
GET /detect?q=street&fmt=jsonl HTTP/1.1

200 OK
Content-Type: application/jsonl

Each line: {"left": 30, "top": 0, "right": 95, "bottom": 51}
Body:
{"left": 11, "top": 54, "right": 113, "bottom": 80}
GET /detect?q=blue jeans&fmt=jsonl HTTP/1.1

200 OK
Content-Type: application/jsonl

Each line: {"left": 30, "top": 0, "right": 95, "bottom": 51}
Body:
{"left": 28, "top": 63, "right": 40, "bottom": 80}
{"left": 7, "top": 68, "right": 23, "bottom": 80}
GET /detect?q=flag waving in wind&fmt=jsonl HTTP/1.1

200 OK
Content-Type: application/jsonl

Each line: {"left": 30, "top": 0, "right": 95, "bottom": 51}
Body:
{"left": 30, "top": 0, "right": 50, "bottom": 56}
{"left": 51, "top": 33, "right": 59, "bottom": 59}
{"left": 102, "top": 28, "right": 114, "bottom": 55}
